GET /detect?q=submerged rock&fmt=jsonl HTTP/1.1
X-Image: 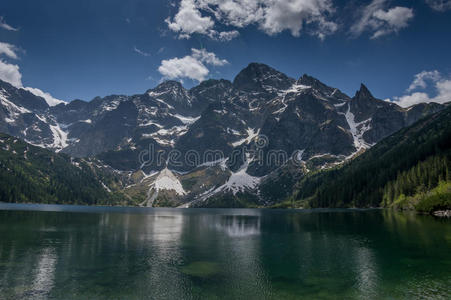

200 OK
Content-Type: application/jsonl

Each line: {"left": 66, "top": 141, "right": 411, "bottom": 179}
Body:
{"left": 180, "top": 261, "right": 220, "bottom": 278}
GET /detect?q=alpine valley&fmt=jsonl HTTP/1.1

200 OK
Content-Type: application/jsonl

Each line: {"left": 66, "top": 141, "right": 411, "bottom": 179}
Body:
{"left": 0, "top": 63, "right": 449, "bottom": 209}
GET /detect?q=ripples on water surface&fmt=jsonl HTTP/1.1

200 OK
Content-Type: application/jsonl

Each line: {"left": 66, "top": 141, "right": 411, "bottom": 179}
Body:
{"left": 0, "top": 204, "right": 450, "bottom": 299}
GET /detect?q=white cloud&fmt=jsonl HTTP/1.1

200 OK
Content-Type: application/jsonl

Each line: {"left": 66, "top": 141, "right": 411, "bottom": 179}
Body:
{"left": 191, "top": 48, "right": 228, "bottom": 66}
{"left": 134, "top": 46, "right": 151, "bottom": 57}
{"left": 165, "top": 0, "right": 215, "bottom": 38}
{"left": 393, "top": 92, "right": 431, "bottom": 108}
{"left": 23, "top": 87, "right": 65, "bottom": 106}
{"left": 0, "top": 16, "right": 18, "bottom": 31}
{"left": 197, "top": 0, "right": 263, "bottom": 28}
{"left": 425, "top": 0, "right": 451, "bottom": 11}
{"left": 0, "top": 42, "right": 64, "bottom": 106}
{"left": 216, "top": 30, "right": 240, "bottom": 41}
{"left": 407, "top": 70, "right": 441, "bottom": 92}
{"left": 392, "top": 70, "right": 451, "bottom": 107}
{"left": 166, "top": 0, "right": 337, "bottom": 40}
{"left": 158, "top": 48, "right": 228, "bottom": 82}
{"left": 0, "top": 42, "right": 20, "bottom": 59}
{"left": 351, "top": 0, "right": 414, "bottom": 39}
{"left": 258, "top": 0, "right": 337, "bottom": 39}
{"left": 0, "top": 60, "right": 22, "bottom": 87}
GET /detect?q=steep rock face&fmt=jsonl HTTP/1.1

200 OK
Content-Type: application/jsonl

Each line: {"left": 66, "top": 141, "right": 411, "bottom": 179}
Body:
{"left": 348, "top": 84, "right": 443, "bottom": 145}
{"left": 233, "top": 63, "right": 295, "bottom": 94}
{"left": 0, "top": 63, "right": 447, "bottom": 207}
{"left": 293, "top": 105, "right": 451, "bottom": 208}
{"left": 0, "top": 80, "right": 48, "bottom": 112}
{"left": 63, "top": 101, "right": 139, "bottom": 157}
{"left": 404, "top": 102, "right": 444, "bottom": 125}
{"left": 147, "top": 81, "right": 193, "bottom": 115}
{"left": 189, "top": 79, "right": 233, "bottom": 112}
{"left": 0, "top": 81, "right": 70, "bottom": 151}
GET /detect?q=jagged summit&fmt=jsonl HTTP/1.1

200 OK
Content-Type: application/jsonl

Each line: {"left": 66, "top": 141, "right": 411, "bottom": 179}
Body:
{"left": 146, "top": 80, "right": 192, "bottom": 111}
{"left": 298, "top": 74, "right": 333, "bottom": 92}
{"left": 0, "top": 79, "right": 49, "bottom": 111}
{"left": 232, "top": 62, "right": 295, "bottom": 92}
{"left": 155, "top": 80, "right": 184, "bottom": 89}
{"left": 147, "top": 80, "right": 186, "bottom": 95}
{"left": 193, "top": 78, "right": 232, "bottom": 89}
{"left": 0, "top": 63, "right": 446, "bottom": 208}
{"left": 354, "top": 83, "right": 374, "bottom": 100}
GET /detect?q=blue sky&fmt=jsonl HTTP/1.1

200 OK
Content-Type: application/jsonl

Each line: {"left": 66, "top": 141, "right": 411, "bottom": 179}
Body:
{"left": 0, "top": 0, "right": 450, "bottom": 107}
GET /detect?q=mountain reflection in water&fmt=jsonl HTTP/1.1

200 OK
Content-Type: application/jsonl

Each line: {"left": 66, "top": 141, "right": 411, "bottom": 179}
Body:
{"left": 0, "top": 205, "right": 450, "bottom": 299}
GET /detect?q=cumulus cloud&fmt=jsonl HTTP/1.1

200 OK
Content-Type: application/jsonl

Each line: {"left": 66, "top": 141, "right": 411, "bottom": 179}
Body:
{"left": 392, "top": 70, "right": 451, "bottom": 107}
{"left": 191, "top": 48, "right": 228, "bottom": 66}
{"left": 0, "top": 16, "right": 18, "bottom": 31}
{"left": 0, "top": 60, "right": 22, "bottom": 87}
{"left": 351, "top": 0, "right": 414, "bottom": 39}
{"left": 158, "top": 48, "right": 228, "bottom": 82}
{"left": 406, "top": 70, "right": 441, "bottom": 92}
{"left": 425, "top": 0, "right": 451, "bottom": 11}
{"left": 0, "top": 60, "right": 64, "bottom": 106}
{"left": 257, "top": 0, "right": 337, "bottom": 39}
{"left": 166, "top": 0, "right": 337, "bottom": 40}
{"left": 0, "top": 42, "right": 64, "bottom": 106}
{"left": 23, "top": 87, "right": 65, "bottom": 106}
{"left": 165, "top": 0, "right": 215, "bottom": 38}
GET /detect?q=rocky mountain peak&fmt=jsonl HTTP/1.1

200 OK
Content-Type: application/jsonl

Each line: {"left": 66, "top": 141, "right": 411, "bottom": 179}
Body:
{"left": 232, "top": 63, "right": 294, "bottom": 92}
{"left": 297, "top": 74, "right": 333, "bottom": 93}
{"left": 354, "top": 83, "right": 374, "bottom": 100}
{"left": 147, "top": 80, "right": 191, "bottom": 110}
{"left": 152, "top": 80, "right": 184, "bottom": 92}
{"left": 0, "top": 79, "right": 49, "bottom": 112}
{"left": 194, "top": 79, "right": 232, "bottom": 90}
{"left": 148, "top": 80, "right": 188, "bottom": 98}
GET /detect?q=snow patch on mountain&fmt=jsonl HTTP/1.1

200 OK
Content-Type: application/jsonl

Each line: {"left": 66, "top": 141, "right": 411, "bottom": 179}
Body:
{"left": 0, "top": 90, "right": 31, "bottom": 120}
{"left": 334, "top": 101, "right": 347, "bottom": 108}
{"left": 222, "top": 169, "right": 260, "bottom": 195}
{"left": 283, "top": 84, "right": 311, "bottom": 94}
{"left": 198, "top": 158, "right": 227, "bottom": 168}
{"left": 340, "top": 103, "right": 372, "bottom": 151}
{"left": 152, "top": 97, "right": 175, "bottom": 109}
{"left": 156, "top": 125, "right": 188, "bottom": 137}
{"left": 32, "top": 114, "right": 69, "bottom": 151}
{"left": 173, "top": 114, "right": 200, "bottom": 124}
{"left": 232, "top": 128, "right": 260, "bottom": 147}
{"left": 139, "top": 120, "right": 163, "bottom": 128}
{"left": 153, "top": 167, "right": 186, "bottom": 195}
{"left": 214, "top": 156, "right": 260, "bottom": 195}
{"left": 273, "top": 84, "right": 311, "bottom": 115}
{"left": 49, "top": 123, "right": 68, "bottom": 151}
{"left": 101, "top": 100, "right": 121, "bottom": 112}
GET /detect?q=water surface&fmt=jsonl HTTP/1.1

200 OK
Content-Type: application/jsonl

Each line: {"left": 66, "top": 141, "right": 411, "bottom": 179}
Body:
{"left": 0, "top": 204, "right": 450, "bottom": 299}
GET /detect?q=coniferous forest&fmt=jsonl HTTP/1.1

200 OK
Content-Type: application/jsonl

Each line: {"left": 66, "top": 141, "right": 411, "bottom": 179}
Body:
{"left": 0, "top": 133, "right": 125, "bottom": 205}
{"left": 293, "top": 105, "right": 451, "bottom": 213}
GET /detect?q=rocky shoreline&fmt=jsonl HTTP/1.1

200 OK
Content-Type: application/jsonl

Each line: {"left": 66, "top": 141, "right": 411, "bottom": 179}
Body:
{"left": 432, "top": 210, "right": 451, "bottom": 218}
